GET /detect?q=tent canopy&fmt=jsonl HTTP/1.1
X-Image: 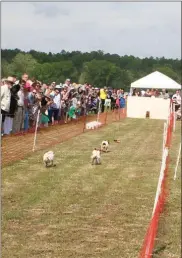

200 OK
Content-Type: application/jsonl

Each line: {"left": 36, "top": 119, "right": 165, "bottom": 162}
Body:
{"left": 130, "top": 71, "right": 181, "bottom": 90}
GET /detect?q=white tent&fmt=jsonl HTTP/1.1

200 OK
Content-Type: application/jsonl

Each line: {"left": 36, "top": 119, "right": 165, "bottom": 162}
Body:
{"left": 130, "top": 71, "right": 181, "bottom": 91}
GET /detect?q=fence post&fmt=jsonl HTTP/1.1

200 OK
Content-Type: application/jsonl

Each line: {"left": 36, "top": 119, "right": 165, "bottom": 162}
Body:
{"left": 104, "top": 111, "right": 108, "bottom": 125}
{"left": 173, "top": 104, "right": 176, "bottom": 132}
{"left": 119, "top": 108, "right": 121, "bottom": 120}
{"left": 97, "top": 99, "right": 101, "bottom": 123}
{"left": 32, "top": 110, "right": 40, "bottom": 152}
{"left": 174, "top": 144, "right": 181, "bottom": 180}
{"left": 83, "top": 115, "right": 87, "bottom": 133}
{"left": 162, "top": 122, "right": 167, "bottom": 160}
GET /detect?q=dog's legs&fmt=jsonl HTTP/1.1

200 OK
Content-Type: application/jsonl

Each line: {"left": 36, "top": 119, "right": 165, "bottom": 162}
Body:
{"left": 92, "top": 157, "right": 97, "bottom": 165}
{"left": 51, "top": 160, "right": 53, "bottom": 167}
{"left": 95, "top": 157, "right": 98, "bottom": 165}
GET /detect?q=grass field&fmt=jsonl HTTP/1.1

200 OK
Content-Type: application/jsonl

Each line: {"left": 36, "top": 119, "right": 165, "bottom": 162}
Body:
{"left": 2, "top": 118, "right": 181, "bottom": 258}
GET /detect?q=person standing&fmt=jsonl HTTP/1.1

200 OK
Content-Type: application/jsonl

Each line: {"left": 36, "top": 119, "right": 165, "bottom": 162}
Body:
{"left": 23, "top": 82, "right": 32, "bottom": 131}
{"left": 4, "top": 83, "right": 20, "bottom": 135}
{"left": 172, "top": 90, "right": 181, "bottom": 104}
{"left": 104, "top": 90, "right": 112, "bottom": 111}
{"left": 119, "top": 89, "right": 126, "bottom": 109}
{"left": 111, "top": 89, "right": 117, "bottom": 110}
{"left": 172, "top": 90, "right": 181, "bottom": 113}
{"left": 1, "top": 77, "right": 14, "bottom": 135}
{"left": 100, "top": 87, "right": 107, "bottom": 113}
{"left": 48, "top": 89, "right": 61, "bottom": 125}
{"left": 159, "top": 89, "right": 169, "bottom": 99}
{"left": 12, "top": 79, "right": 26, "bottom": 133}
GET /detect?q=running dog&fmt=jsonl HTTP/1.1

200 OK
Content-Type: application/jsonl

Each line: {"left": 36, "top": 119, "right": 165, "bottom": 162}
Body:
{"left": 91, "top": 148, "right": 101, "bottom": 165}
{"left": 43, "top": 151, "right": 55, "bottom": 167}
{"left": 101, "top": 140, "right": 110, "bottom": 152}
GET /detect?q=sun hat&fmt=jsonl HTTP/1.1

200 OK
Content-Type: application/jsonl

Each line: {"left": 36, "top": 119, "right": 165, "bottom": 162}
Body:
{"left": 55, "top": 85, "right": 62, "bottom": 89}
{"left": 6, "top": 76, "right": 14, "bottom": 83}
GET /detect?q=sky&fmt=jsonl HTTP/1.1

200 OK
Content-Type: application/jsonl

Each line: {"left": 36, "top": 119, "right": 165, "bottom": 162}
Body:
{"left": 1, "top": 2, "right": 181, "bottom": 59}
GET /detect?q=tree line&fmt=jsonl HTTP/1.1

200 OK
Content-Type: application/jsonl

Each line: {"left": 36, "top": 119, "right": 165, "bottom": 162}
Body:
{"left": 1, "top": 49, "right": 181, "bottom": 90}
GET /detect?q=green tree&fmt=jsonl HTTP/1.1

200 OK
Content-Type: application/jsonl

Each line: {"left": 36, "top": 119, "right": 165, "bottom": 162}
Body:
{"left": 153, "top": 64, "right": 180, "bottom": 82}
{"left": 1, "top": 59, "right": 12, "bottom": 77}
{"left": 1, "top": 48, "right": 181, "bottom": 86}
{"left": 32, "top": 61, "right": 78, "bottom": 84}
{"left": 9, "top": 53, "right": 38, "bottom": 78}
{"left": 80, "top": 60, "right": 124, "bottom": 88}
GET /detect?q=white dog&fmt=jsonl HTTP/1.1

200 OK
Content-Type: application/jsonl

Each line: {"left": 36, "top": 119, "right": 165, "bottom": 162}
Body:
{"left": 91, "top": 148, "right": 101, "bottom": 165}
{"left": 43, "top": 151, "right": 55, "bottom": 167}
{"left": 101, "top": 140, "right": 109, "bottom": 152}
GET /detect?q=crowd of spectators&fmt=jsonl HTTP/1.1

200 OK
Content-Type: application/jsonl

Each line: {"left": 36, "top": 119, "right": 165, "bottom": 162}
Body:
{"left": 1, "top": 74, "right": 127, "bottom": 136}
{"left": 1, "top": 73, "right": 181, "bottom": 136}
{"left": 131, "top": 88, "right": 181, "bottom": 119}
{"left": 132, "top": 88, "right": 170, "bottom": 98}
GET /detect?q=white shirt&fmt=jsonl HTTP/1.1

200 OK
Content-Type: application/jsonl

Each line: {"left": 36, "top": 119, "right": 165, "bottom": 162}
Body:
{"left": 141, "top": 90, "right": 145, "bottom": 96}
{"left": 72, "top": 97, "right": 77, "bottom": 108}
{"left": 52, "top": 94, "right": 61, "bottom": 109}
{"left": 1, "top": 84, "right": 11, "bottom": 112}
{"left": 172, "top": 94, "right": 181, "bottom": 105}
{"left": 17, "top": 89, "right": 25, "bottom": 107}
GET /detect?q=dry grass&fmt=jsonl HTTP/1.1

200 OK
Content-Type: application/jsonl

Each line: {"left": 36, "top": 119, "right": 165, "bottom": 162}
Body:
{"left": 2, "top": 118, "right": 181, "bottom": 258}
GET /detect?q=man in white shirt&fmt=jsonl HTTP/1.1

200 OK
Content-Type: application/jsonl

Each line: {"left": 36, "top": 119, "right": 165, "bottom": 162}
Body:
{"left": 1, "top": 77, "right": 14, "bottom": 134}
{"left": 172, "top": 90, "right": 181, "bottom": 114}
{"left": 172, "top": 90, "right": 181, "bottom": 105}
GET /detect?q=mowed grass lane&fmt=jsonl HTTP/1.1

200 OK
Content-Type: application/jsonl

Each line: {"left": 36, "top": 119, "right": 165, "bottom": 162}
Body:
{"left": 2, "top": 118, "right": 180, "bottom": 258}
{"left": 153, "top": 121, "right": 181, "bottom": 258}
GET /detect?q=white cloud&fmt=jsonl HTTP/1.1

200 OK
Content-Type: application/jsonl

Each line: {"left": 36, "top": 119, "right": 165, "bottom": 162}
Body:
{"left": 1, "top": 2, "right": 181, "bottom": 58}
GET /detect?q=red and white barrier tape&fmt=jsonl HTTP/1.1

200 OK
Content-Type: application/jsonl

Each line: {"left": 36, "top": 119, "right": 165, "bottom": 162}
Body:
{"left": 139, "top": 101, "right": 174, "bottom": 258}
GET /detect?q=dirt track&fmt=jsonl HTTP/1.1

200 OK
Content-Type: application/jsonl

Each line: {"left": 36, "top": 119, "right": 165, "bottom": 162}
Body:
{"left": 2, "top": 110, "right": 126, "bottom": 166}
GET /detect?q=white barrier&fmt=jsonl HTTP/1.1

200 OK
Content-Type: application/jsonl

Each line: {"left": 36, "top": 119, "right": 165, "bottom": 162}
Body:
{"left": 173, "top": 104, "right": 176, "bottom": 132}
{"left": 174, "top": 144, "right": 181, "bottom": 180}
{"left": 162, "top": 122, "right": 167, "bottom": 153}
{"left": 127, "top": 97, "right": 171, "bottom": 120}
{"left": 152, "top": 147, "right": 168, "bottom": 216}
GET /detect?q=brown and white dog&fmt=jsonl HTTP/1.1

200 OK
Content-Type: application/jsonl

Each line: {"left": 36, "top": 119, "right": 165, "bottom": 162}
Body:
{"left": 91, "top": 148, "right": 101, "bottom": 165}
{"left": 43, "top": 151, "right": 55, "bottom": 167}
{"left": 101, "top": 140, "right": 109, "bottom": 152}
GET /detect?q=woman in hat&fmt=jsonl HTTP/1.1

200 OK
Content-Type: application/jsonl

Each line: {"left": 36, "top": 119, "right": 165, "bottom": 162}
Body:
{"left": 1, "top": 77, "right": 15, "bottom": 135}
{"left": 24, "top": 82, "right": 32, "bottom": 131}
{"left": 4, "top": 83, "right": 20, "bottom": 135}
